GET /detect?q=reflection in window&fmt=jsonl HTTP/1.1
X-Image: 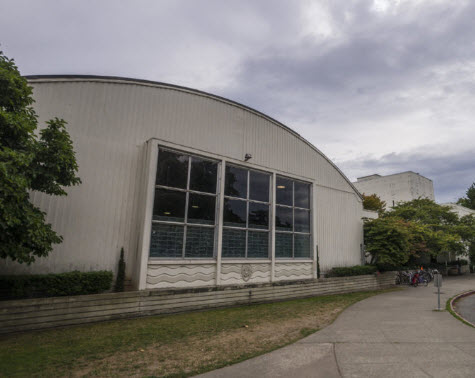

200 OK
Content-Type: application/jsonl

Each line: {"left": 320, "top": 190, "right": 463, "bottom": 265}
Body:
{"left": 190, "top": 157, "right": 218, "bottom": 194}
{"left": 275, "top": 176, "right": 311, "bottom": 259}
{"left": 223, "top": 165, "right": 271, "bottom": 259}
{"left": 152, "top": 189, "right": 186, "bottom": 222}
{"left": 187, "top": 193, "right": 216, "bottom": 225}
{"left": 225, "top": 166, "right": 247, "bottom": 198}
{"left": 275, "top": 206, "right": 292, "bottom": 231}
{"left": 150, "top": 148, "right": 218, "bottom": 258}
{"left": 248, "top": 202, "right": 269, "bottom": 229}
{"left": 294, "top": 209, "right": 310, "bottom": 233}
{"left": 223, "top": 199, "right": 246, "bottom": 227}
{"left": 250, "top": 171, "right": 269, "bottom": 202}
{"left": 156, "top": 150, "right": 188, "bottom": 189}
{"left": 294, "top": 181, "right": 310, "bottom": 209}
{"left": 276, "top": 177, "right": 293, "bottom": 206}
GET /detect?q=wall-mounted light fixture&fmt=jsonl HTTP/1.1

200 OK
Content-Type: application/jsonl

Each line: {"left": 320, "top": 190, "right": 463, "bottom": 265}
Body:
{"left": 244, "top": 153, "right": 252, "bottom": 161}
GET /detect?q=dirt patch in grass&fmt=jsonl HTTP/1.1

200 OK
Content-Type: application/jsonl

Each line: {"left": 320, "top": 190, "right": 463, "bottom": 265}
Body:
{"left": 0, "top": 289, "right": 398, "bottom": 377}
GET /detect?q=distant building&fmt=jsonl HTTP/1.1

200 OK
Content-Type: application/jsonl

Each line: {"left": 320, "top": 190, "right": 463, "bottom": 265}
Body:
{"left": 441, "top": 203, "right": 475, "bottom": 218}
{"left": 353, "top": 171, "right": 434, "bottom": 209}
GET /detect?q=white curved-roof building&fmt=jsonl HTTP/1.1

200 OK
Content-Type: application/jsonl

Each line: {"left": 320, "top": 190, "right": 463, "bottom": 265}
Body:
{"left": 1, "top": 76, "right": 364, "bottom": 290}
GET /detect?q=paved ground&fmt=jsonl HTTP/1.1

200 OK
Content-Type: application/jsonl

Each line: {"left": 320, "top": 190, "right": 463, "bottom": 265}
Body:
{"left": 454, "top": 292, "right": 475, "bottom": 325}
{"left": 197, "top": 275, "right": 475, "bottom": 378}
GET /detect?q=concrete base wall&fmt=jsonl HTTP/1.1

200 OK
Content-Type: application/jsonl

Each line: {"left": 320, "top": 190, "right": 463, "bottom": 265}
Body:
{"left": 0, "top": 272, "right": 396, "bottom": 334}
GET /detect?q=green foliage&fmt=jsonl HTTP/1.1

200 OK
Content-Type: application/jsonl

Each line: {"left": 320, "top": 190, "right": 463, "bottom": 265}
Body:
{"left": 364, "top": 217, "right": 412, "bottom": 266}
{"left": 362, "top": 193, "right": 386, "bottom": 214}
{"left": 0, "top": 271, "right": 112, "bottom": 300}
{"left": 326, "top": 265, "right": 378, "bottom": 277}
{"left": 386, "top": 199, "right": 471, "bottom": 258}
{"left": 114, "top": 248, "right": 126, "bottom": 292}
{"left": 364, "top": 199, "right": 475, "bottom": 267}
{"left": 0, "top": 50, "right": 81, "bottom": 264}
{"left": 457, "top": 182, "right": 475, "bottom": 210}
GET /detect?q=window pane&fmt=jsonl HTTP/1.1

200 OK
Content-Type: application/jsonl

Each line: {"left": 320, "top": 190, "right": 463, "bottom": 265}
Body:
{"left": 275, "top": 233, "right": 293, "bottom": 258}
{"left": 225, "top": 166, "right": 247, "bottom": 198}
{"left": 249, "top": 171, "right": 269, "bottom": 202}
{"left": 190, "top": 157, "right": 218, "bottom": 194}
{"left": 153, "top": 188, "right": 186, "bottom": 222}
{"left": 185, "top": 226, "right": 214, "bottom": 257}
{"left": 294, "top": 234, "right": 311, "bottom": 258}
{"left": 294, "top": 181, "right": 310, "bottom": 209}
{"left": 222, "top": 229, "right": 246, "bottom": 257}
{"left": 188, "top": 193, "right": 216, "bottom": 225}
{"left": 247, "top": 231, "right": 269, "bottom": 258}
{"left": 223, "top": 199, "right": 247, "bottom": 227}
{"left": 294, "top": 209, "right": 310, "bottom": 233}
{"left": 275, "top": 206, "right": 293, "bottom": 231}
{"left": 150, "top": 223, "right": 183, "bottom": 258}
{"left": 156, "top": 149, "right": 188, "bottom": 189}
{"left": 276, "top": 177, "right": 293, "bottom": 206}
{"left": 248, "top": 202, "right": 269, "bottom": 229}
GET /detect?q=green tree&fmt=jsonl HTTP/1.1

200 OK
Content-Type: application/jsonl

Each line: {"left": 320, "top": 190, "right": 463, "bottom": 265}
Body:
{"left": 457, "top": 182, "right": 475, "bottom": 210}
{"left": 364, "top": 217, "right": 411, "bottom": 266}
{"left": 364, "top": 199, "right": 475, "bottom": 267}
{"left": 0, "top": 51, "right": 81, "bottom": 264}
{"left": 362, "top": 193, "right": 386, "bottom": 214}
{"left": 385, "top": 199, "right": 467, "bottom": 259}
{"left": 458, "top": 214, "right": 475, "bottom": 265}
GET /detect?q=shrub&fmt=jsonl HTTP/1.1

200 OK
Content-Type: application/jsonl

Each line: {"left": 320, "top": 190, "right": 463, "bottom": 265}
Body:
{"left": 114, "top": 248, "right": 126, "bottom": 292}
{"left": 326, "top": 265, "right": 378, "bottom": 277}
{"left": 0, "top": 270, "right": 113, "bottom": 300}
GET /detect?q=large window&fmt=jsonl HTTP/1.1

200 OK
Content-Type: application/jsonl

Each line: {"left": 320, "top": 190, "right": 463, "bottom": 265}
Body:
{"left": 275, "top": 177, "right": 312, "bottom": 258}
{"left": 150, "top": 149, "right": 218, "bottom": 258}
{"left": 222, "top": 165, "right": 271, "bottom": 258}
{"left": 148, "top": 147, "right": 312, "bottom": 261}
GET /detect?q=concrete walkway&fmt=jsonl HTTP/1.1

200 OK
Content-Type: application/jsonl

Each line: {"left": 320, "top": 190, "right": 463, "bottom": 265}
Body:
{"left": 197, "top": 275, "right": 475, "bottom": 378}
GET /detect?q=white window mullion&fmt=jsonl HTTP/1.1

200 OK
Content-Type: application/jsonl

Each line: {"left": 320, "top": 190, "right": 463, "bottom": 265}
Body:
{"left": 245, "top": 170, "right": 250, "bottom": 258}
{"left": 182, "top": 156, "right": 192, "bottom": 258}
{"left": 271, "top": 172, "right": 276, "bottom": 281}
{"left": 216, "top": 160, "right": 226, "bottom": 284}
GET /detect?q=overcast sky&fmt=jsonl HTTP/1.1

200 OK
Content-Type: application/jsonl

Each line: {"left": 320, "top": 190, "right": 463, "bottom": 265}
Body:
{"left": 1, "top": 0, "right": 474, "bottom": 202}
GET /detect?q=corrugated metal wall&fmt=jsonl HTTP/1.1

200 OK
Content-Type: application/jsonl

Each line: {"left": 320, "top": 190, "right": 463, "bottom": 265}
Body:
{"left": 0, "top": 78, "right": 363, "bottom": 280}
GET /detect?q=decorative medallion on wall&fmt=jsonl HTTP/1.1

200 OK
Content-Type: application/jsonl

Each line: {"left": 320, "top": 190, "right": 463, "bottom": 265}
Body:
{"left": 241, "top": 264, "right": 253, "bottom": 282}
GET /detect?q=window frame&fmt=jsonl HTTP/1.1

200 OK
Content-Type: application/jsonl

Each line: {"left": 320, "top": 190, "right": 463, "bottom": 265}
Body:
{"left": 150, "top": 147, "right": 220, "bottom": 259}
{"left": 275, "top": 177, "right": 312, "bottom": 259}
{"left": 222, "top": 164, "right": 272, "bottom": 259}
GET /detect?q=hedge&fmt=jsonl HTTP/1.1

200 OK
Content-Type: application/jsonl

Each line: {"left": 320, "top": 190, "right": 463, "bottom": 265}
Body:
{"left": 0, "top": 270, "right": 113, "bottom": 300}
{"left": 326, "top": 265, "right": 378, "bottom": 277}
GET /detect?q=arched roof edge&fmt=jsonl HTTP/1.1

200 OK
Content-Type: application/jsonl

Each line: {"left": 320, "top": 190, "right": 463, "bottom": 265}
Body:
{"left": 25, "top": 74, "right": 362, "bottom": 199}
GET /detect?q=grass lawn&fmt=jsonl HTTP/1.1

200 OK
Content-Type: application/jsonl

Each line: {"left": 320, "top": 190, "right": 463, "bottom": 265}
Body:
{"left": 0, "top": 288, "right": 397, "bottom": 377}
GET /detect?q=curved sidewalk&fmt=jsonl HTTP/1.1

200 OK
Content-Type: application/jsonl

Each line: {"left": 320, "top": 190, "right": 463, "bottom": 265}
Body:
{"left": 197, "top": 275, "right": 475, "bottom": 378}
